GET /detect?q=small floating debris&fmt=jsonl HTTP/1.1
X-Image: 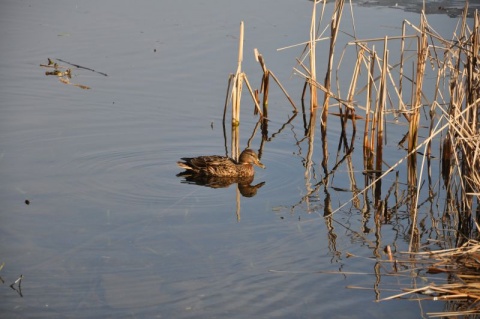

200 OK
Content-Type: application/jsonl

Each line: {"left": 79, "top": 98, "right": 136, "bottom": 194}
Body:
{"left": 40, "top": 58, "right": 98, "bottom": 90}
{"left": 9, "top": 274, "right": 23, "bottom": 297}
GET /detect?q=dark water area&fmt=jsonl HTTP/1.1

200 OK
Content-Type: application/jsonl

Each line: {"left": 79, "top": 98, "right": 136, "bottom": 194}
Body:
{"left": 0, "top": 0, "right": 475, "bottom": 318}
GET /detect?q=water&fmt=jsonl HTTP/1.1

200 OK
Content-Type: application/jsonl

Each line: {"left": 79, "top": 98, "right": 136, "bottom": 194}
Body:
{"left": 0, "top": 0, "right": 476, "bottom": 317}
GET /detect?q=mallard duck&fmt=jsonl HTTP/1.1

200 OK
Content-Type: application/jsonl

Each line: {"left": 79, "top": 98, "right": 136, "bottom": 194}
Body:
{"left": 177, "top": 149, "right": 265, "bottom": 177}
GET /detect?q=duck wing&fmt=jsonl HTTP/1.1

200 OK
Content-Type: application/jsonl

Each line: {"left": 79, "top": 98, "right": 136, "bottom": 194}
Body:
{"left": 178, "top": 155, "right": 233, "bottom": 170}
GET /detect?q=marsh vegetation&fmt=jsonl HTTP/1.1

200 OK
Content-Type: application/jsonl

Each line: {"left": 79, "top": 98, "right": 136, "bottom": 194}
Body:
{"left": 218, "top": 1, "right": 480, "bottom": 316}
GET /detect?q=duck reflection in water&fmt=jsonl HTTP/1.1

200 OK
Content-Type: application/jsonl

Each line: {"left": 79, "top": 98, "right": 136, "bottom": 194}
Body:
{"left": 176, "top": 149, "right": 265, "bottom": 197}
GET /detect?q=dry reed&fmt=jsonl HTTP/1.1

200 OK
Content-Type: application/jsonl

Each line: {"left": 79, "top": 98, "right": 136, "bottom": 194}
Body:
{"left": 377, "top": 240, "right": 480, "bottom": 317}
{"left": 227, "top": 0, "right": 480, "bottom": 317}
{"left": 215, "top": 3, "right": 480, "bottom": 315}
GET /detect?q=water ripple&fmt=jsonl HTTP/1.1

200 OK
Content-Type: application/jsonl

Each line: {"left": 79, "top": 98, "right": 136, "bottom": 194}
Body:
{"left": 71, "top": 147, "right": 216, "bottom": 207}
{"left": 258, "top": 147, "right": 309, "bottom": 199}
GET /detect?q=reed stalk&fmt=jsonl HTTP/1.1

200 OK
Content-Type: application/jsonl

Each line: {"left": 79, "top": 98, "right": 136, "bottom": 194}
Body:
{"left": 344, "top": 47, "right": 364, "bottom": 133}
{"left": 321, "top": 0, "right": 345, "bottom": 128}
{"left": 230, "top": 21, "right": 245, "bottom": 160}
{"left": 407, "top": 14, "right": 428, "bottom": 189}
{"left": 232, "top": 21, "right": 244, "bottom": 125}
{"left": 223, "top": 22, "right": 264, "bottom": 160}
{"left": 285, "top": 1, "right": 480, "bottom": 315}
{"left": 374, "top": 38, "right": 388, "bottom": 204}
{"left": 309, "top": 0, "right": 319, "bottom": 113}
{"left": 363, "top": 50, "right": 376, "bottom": 173}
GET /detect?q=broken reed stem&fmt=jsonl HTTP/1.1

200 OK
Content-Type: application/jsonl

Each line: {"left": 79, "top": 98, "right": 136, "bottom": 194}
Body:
{"left": 254, "top": 48, "right": 297, "bottom": 112}
{"left": 257, "top": 50, "right": 269, "bottom": 117}
{"left": 263, "top": 71, "right": 270, "bottom": 117}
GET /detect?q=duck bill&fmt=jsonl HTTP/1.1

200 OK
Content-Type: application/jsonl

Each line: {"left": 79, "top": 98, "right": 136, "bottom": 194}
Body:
{"left": 255, "top": 160, "right": 266, "bottom": 169}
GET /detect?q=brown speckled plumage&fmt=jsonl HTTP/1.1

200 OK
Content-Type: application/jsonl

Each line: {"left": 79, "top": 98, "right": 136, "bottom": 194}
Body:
{"left": 177, "top": 149, "right": 265, "bottom": 177}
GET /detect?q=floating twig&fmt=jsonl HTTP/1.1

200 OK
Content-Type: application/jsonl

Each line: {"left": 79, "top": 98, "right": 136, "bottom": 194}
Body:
{"left": 10, "top": 274, "right": 23, "bottom": 297}
{"left": 56, "top": 58, "right": 108, "bottom": 76}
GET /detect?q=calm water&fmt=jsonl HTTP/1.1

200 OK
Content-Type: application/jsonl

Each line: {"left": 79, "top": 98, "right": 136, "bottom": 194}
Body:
{"left": 0, "top": 1, "right": 475, "bottom": 318}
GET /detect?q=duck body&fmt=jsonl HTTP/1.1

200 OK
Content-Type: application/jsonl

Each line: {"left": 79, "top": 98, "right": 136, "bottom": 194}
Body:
{"left": 177, "top": 149, "right": 265, "bottom": 177}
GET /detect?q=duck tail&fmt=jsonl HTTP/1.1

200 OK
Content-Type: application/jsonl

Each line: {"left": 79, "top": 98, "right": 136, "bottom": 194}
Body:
{"left": 177, "top": 161, "right": 193, "bottom": 170}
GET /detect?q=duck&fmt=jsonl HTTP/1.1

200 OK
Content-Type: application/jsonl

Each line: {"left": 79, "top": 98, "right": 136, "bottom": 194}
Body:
{"left": 177, "top": 149, "right": 265, "bottom": 177}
